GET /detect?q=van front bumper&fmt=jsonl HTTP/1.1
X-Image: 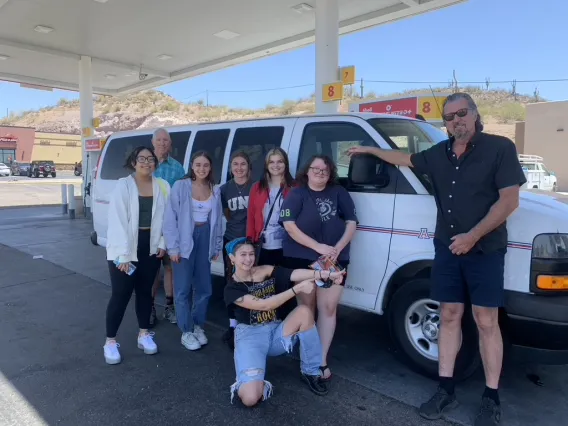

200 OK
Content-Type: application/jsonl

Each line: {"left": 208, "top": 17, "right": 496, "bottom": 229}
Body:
{"left": 504, "top": 290, "right": 568, "bottom": 364}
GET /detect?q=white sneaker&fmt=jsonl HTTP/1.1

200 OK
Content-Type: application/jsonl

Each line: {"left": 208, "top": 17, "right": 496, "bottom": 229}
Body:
{"left": 181, "top": 332, "right": 201, "bottom": 351}
{"left": 194, "top": 325, "right": 208, "bottom": 346}
{"left": 137, "top": 332, "right": 158, "bottom": 355}
{"left": 104, "top": 341, "right": 121, "bottom": 365}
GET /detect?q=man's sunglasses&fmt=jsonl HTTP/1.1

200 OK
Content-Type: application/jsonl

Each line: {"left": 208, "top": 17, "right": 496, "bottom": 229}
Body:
{"left": 443, "top": 108, "right": 470, "bottom": 122}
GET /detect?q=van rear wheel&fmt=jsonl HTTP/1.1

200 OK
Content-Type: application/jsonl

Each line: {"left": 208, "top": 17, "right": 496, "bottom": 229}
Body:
{"left": 90, "top": 231, "right": 98, "bottom": 246}
{"left": 388, "top": 278, "right": 481, "bottom": 381}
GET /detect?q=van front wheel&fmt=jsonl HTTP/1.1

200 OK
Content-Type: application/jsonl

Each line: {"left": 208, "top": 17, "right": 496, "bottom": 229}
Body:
{"left": 388, "top": 278, "right": 481, "bottom": 381}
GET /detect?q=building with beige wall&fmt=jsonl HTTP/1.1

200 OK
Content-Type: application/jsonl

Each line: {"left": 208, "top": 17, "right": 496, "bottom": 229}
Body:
{"left": 32, "top": 132, "right": 82, "bottom": 165}
{"left": 523, "top": 100, "right": 568, "bottom": 191}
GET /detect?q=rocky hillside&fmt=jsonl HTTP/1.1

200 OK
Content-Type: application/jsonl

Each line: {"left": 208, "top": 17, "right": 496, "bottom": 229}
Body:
{"left": 0, "top": 86, "right": 539, "bottom": 141}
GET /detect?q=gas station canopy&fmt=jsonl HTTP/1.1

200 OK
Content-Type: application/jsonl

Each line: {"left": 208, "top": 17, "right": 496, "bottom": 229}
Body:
{"left": 0, "top": 0, "right": 465, "bottom": 96}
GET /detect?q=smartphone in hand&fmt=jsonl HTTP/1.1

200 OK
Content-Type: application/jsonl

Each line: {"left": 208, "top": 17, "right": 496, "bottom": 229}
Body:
{"left": 113, "top": 259, "right": 136, "bottom": 275}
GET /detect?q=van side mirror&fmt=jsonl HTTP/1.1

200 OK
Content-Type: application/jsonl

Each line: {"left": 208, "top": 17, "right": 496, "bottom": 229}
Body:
{"left": 348, "top": 154, "right": 388, "bottom": 187}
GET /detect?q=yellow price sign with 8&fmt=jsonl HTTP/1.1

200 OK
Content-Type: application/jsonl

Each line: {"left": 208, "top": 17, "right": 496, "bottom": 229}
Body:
{"left": 322, "top": 82, "right": 344, "bottom": 102}
{"left": 418, "top": 96, "right": 447, "bottom": 120}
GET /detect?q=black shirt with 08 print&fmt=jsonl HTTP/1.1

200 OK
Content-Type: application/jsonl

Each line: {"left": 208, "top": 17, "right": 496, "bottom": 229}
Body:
{"left": 224, "top": 266, "right": 294, "bottom": 326}
{"left": 410, "top": 132, "right": 527, "bottom": 253}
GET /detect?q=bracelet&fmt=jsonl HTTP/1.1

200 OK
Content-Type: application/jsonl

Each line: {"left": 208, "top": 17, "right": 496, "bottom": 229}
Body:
{"left": 291, "top": 287, "right": 297, "bottom": 295}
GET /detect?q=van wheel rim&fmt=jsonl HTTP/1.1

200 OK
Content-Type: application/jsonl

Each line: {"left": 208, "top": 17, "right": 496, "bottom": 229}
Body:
{"left": 405, "top": 299, "right": 440, "bottom": 361}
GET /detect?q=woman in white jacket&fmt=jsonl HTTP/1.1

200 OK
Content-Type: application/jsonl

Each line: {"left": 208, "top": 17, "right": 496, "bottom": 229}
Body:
{"left": 104, "top": 146, "right": 170, "bottom": 365}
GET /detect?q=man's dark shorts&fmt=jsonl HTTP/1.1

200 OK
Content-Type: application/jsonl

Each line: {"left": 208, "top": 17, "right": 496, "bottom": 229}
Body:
{"left": 431, "top": 239, "right": 505, "bottom": 308}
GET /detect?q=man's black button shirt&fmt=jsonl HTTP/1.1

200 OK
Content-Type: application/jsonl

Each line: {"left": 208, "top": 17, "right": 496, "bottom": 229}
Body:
{"left": 410, "top": 132, "right": 527, "bottom": 253}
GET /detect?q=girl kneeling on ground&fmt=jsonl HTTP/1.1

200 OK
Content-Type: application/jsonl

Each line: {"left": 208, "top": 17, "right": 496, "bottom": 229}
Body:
{"left": 224, "top": 237, "right": 345, "bottom": 407}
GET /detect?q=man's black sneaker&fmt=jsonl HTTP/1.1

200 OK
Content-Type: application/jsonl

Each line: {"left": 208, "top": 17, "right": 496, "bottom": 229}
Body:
{"left": 475, "top": 397, "right": 501, "bottom": 426}
{"left": 301, "top": 373, "right": 329, "bottom": 396}
{"left": 148, "top": 306, "right": 158, "bottom": 329}
{"left": 222, "top": 327, "right": 234, "bottom": 351}
{"left": 419, "top": 387, "right": 458, "bottom": 420}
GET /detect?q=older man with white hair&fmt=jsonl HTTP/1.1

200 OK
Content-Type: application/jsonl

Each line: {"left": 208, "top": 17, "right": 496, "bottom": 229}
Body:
{"left": 150, "top": 127, "right": 186, "bottom": 327}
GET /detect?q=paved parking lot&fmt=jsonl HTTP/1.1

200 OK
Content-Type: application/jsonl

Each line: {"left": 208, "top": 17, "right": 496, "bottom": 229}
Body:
{"left": 0, "top": 208, "right": 566, "bottom": 425}
{"left": 0, "top": 172, "right": 82, "bottom": 208}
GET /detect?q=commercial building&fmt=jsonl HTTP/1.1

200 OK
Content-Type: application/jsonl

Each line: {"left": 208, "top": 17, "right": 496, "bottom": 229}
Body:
{"left": 0, "top": 126, "right": 34, "bottom": 163}
{"left": 517, "top": 100, "right": 568, "bottom": 192}
{"left": 0, "top": 125, "right": 81, "bottom": 166}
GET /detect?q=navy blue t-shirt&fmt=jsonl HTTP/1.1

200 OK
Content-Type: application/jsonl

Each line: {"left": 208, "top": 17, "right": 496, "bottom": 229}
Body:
{"left": 279, "top": 185, "right": 357, "bottom": 262}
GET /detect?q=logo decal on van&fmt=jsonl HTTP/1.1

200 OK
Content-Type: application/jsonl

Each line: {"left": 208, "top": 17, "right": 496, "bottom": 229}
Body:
{"left": 418, "top": 228, "right": 431, "bottom": 239}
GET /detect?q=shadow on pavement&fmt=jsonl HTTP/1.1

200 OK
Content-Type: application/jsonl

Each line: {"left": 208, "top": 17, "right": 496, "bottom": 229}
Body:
{"left": 0, "top": 244, "right": 455, "bottom": 426}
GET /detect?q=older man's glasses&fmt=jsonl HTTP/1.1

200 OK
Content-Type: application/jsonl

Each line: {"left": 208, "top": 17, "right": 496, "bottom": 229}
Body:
{"left": 137, "top": 155, "right": 156, "bottom": 164}
{"left": 443, "top": 108, "right": 470, "bottom": 122}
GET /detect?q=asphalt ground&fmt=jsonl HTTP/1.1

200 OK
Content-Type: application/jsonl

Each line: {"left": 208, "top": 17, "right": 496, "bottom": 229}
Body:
{"left": 0, "top": 209, "right": 566, "bottom": 425}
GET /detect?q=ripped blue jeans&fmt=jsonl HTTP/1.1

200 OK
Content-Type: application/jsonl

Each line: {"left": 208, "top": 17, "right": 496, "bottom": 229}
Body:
{"left": 230, "top": 320, "right": 322, "bottom": 403}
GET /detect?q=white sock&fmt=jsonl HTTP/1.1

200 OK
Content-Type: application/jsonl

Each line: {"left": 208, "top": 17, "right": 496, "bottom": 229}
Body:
{"left": 229, "top": 319, "right": 237, "bottom": 328}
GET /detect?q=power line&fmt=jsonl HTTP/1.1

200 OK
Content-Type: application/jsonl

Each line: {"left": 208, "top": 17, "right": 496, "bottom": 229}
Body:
{"left": 177, "top": 76, "right": 567, "bottom": 99}
{"left": 209, "top": 83, "right": 314, "bottom": 93}
{"left": 365, "top": 78, "right": 568, "bottom": 84}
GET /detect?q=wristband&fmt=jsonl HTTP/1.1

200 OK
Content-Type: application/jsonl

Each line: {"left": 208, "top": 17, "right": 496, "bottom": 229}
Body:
{"left": 291, "top": 287, "right": 297, "bottom": 295}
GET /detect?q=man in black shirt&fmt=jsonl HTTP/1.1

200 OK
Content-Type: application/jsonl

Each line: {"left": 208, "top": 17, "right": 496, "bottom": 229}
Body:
{"left": 348, "top": 92, "right": 526, "bottom": 426}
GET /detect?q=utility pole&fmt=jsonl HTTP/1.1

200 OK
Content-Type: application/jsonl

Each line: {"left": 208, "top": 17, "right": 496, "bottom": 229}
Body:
{"left": 359, "top": 78, "right": 364, "bottom": 98}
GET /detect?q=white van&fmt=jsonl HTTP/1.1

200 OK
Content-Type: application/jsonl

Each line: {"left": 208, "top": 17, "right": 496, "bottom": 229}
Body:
{"left": 519, "top": 154, "right": 558, "bottom": 192}
{"left": 91, "top": 113, "right": 568, "bottom": 380}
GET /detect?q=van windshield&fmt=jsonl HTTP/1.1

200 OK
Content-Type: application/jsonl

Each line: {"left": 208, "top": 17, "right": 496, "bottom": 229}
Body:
{"left": 367, "top": 117, "right": 448, "bottom": 154}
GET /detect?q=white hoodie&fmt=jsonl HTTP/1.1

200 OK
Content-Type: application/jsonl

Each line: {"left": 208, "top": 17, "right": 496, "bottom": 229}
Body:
{"left": 106, "top": 174, "right": 169, "bottom": 263}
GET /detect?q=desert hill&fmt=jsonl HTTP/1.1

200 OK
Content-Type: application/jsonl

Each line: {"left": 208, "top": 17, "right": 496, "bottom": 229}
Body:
{"left": 0, "top": 86, "right": 537, "bottom": 141}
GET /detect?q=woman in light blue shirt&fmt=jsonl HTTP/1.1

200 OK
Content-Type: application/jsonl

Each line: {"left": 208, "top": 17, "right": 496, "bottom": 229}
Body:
{"left": 163, "top": 150, "right": 223, "bottom": 351}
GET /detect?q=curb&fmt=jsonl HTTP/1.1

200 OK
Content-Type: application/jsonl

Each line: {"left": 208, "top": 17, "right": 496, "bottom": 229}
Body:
{"left": 0, "top": 203, "right": 63, "bottom": 210}
{"left": 0, "top": 180, "right": 82, "bottom": 185}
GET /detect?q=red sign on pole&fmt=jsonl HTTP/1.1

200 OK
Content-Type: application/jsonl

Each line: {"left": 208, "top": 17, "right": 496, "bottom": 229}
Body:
{"left": 85, "top": 138, "right": 101, "bottom": 152}
{"left": 359, "top": 97, "right": 417, "bottom": 117}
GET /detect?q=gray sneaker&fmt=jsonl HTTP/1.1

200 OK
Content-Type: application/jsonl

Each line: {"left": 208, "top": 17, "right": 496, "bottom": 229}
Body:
{"left": 163, "top": 306, "right": 177, "bottom": 324}
{"left": 475, "top": 397, "right": 501, "bottom": 426}
{"left": 419, "top": 387, "right": 458, "bottom": 420}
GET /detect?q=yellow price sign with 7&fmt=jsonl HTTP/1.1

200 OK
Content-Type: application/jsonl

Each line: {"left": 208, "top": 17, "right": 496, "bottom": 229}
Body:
{"left": 322, "top": 82, "right": 344, "bottom": 102}
{"left": 340, "top": 66, "right": 356, "bottom": 85}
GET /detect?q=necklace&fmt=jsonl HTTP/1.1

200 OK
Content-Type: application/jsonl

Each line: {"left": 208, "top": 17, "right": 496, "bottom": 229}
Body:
{"left": 233, "top": 269, "right": 256, "bottom": 288}
{"left": 233, "top": 179, "right": 248, "bottom": 198}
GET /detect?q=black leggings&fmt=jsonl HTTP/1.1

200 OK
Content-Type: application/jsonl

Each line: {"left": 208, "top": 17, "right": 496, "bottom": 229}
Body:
{"left": 106, "top": 230, "right": 161, "bottom": 338}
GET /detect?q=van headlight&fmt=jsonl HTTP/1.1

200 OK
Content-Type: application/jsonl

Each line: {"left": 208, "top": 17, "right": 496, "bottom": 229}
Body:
{"left": 532, "top": 234, "right": 568, "bottom": 259}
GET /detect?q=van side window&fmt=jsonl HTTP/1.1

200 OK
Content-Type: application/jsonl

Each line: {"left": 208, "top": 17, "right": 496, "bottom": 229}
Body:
{"left": 229, "top": 126, "right": 285, "bottom": 182}
{"left": 100, "top": 130, "right": 191, "bottom": 181}
{"left": 190, "top": 129, "right": 230, "bottom": 184}
{"left": 100, "top": 134, "right": 151, "bottom": 180}
{"left": 298, "top": 122, "right": 415, "bottom": 194}
{"left": 169, "top": 131, "right": 191, "bottom": 165}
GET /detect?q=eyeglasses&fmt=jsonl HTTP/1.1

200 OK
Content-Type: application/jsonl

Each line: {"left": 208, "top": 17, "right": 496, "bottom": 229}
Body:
{"left": 309, "top": 167, "right": 329, "bottom": 176}
{"left": 443, "top": 108, "right": 470, "bottom": 122}
{"left": 137, "top": 155, "right": 156, "bottom": 164}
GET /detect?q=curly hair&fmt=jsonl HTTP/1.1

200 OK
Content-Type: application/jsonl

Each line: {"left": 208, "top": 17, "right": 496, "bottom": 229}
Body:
{"left": 295, "top": 155, "right": 338, "bottom": 187}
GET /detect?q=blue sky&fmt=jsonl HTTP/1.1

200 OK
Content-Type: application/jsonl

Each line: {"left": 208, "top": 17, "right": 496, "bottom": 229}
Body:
{"left": 0, "top": 0, "right": 565, "bottom": 116}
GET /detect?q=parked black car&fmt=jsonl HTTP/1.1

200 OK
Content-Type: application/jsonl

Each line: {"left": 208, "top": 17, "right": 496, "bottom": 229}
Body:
{"left": 28, "top": 161, "right": 56, "bottom": 178}
{"left": 10, "top": 161, "right": 30, "bottom": 176}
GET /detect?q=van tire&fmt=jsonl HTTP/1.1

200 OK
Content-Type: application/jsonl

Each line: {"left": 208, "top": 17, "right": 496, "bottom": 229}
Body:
{"left": 388, "top": 278, "right": 481, "bottom": 382}
{"left": 90, "top": 231, "right": 98, "bottom": 246}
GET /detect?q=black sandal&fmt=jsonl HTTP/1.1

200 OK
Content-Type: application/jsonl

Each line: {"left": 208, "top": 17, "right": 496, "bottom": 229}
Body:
{"left": 319, "top": 365, "right": 332, "bottom": 382}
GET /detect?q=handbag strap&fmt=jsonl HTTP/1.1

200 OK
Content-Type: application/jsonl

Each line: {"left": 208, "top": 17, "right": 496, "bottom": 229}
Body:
{"left": 262, "top": 186, "right": 284, "bottom": 232}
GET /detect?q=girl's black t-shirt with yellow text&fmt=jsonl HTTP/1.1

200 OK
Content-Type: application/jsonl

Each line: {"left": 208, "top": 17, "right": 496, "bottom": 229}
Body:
{"left": 224, "top": 267, "right": 293, "bottom": 325}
